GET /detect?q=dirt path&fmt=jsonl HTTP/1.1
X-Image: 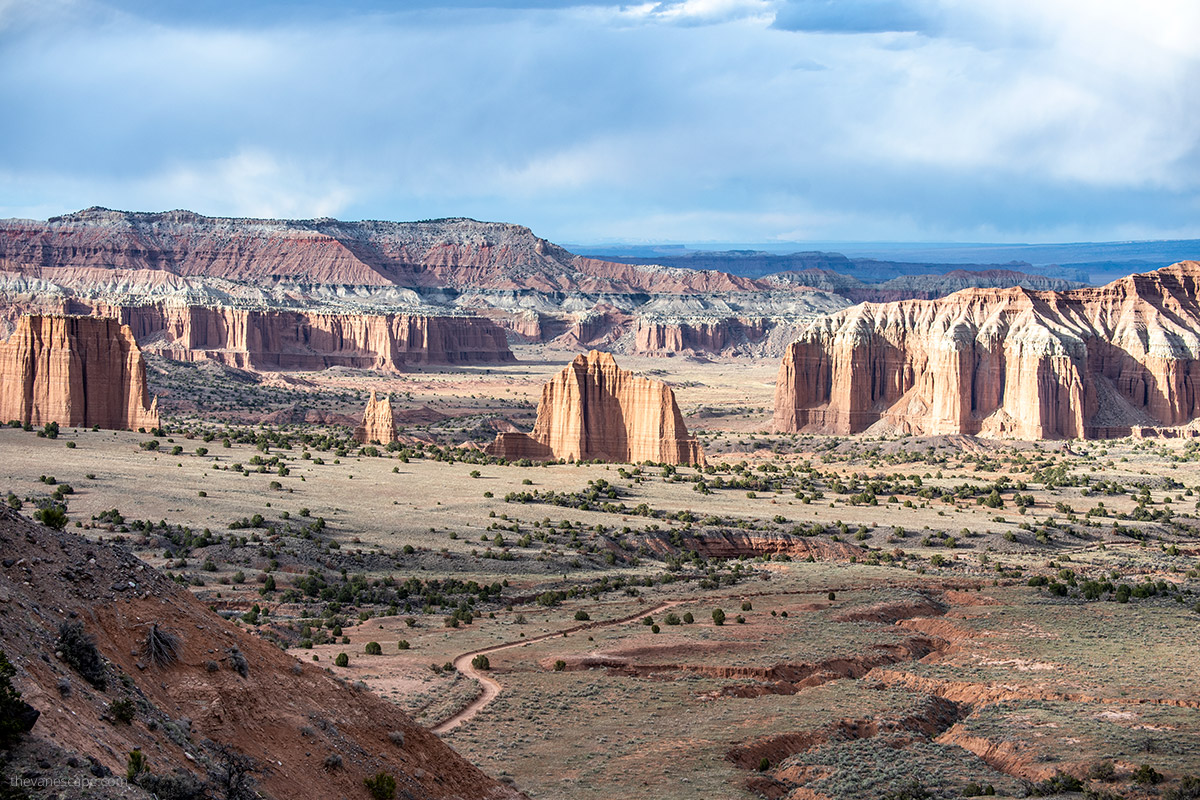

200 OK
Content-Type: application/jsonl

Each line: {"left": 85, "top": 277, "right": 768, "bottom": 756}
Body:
{"left": 428, "top": 578, "right": 978, "bottom": 735}
{"left": 429, "top": 600, "right": 684, "bottom": 734}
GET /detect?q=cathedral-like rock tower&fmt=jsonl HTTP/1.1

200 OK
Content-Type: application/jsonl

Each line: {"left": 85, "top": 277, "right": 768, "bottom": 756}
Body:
{"left": 486, "top": 350, "right": 704, "bottom": 465}
{"left": 0, "top": 315, "right": 159, "bottom": 431}
{"left": 354, "top": 390, "right": 397, "bottom": 444}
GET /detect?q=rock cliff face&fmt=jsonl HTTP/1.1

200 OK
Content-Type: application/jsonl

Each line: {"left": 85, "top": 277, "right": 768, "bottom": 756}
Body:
{"left": 774, "top": 263, "right": 1200, "bottom": 440}
{"left": 486, "top": 350, "right": 704, "bottom": 464}
{"left": 0, "top": 315, "right": 159, "bottom": 430}
{"left": 634, "top": 317, "right": 771, "bottom": 355}
{"left": 355, "top": 391, "right": 397, "bottom": 444}
{"left": 107, "top": 303, "right": 514, "bottom": 370}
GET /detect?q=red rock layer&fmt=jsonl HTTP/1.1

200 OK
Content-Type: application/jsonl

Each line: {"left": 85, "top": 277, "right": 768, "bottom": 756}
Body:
{"left": 104, "top": 303, "right": 513, "bottom": 370}
{"left": 0, "top": 315, "right": 159, "bottom": 430}
{"left": 774, "top": 262, "right": 1200, "bottom": 439}
{"left": 634, "top": 317, "right": 771, "bottom": 355}
{"left": 355, "top": 391, "right": 397, "bottom": 444}
{"left": 486, "top": 350, "right": 704, "bottom": 464}
{"left": 0, "top": 209, "right": 766, "bottom": 295}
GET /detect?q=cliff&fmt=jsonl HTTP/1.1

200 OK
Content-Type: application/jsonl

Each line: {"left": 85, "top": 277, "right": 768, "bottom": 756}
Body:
{"left": 0, "top": 315, "right": 159, "bottom": 430}
{"left": 634, "top": 317, "right": 771, "bottom": 355}
{"left": 774, "top": 262, "right": 1200, "bottom": 440}
{"left": 104, "top": 303, "right": 513, "bottom": 370}
{"left": 355, "top": 390, "right": 397, "bottom": 444}
{"left": 486, "top": 350, "right": 704, "bottom": 465}
{"left": 0, "top": 209, "right": 763, "bottom": 295}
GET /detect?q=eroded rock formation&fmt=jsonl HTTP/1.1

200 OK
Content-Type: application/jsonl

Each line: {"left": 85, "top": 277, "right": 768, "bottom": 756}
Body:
{"left": 355, "top": 391, "right": 397, "bottom": 444}
{"left": 486, "top": 350, "right": 705, "bottom": 464}
{"left": 114, "top": 303, "right": 513, "bottom": 370}
{"left": 774, "top": 262, "right": 1200, "bottom": 439}
{"left": 0, "top": 315, "right": 159, "bottom": 430}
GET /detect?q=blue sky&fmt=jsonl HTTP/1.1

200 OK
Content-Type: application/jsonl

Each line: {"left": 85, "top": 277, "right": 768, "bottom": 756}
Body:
{"left": 1, "top": 0, "right": 1198, "bottom": 244}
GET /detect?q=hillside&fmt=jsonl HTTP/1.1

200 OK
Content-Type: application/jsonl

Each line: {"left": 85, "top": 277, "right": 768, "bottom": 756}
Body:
{"left": 0, "top": 505, "right": 524, "bottom": 800}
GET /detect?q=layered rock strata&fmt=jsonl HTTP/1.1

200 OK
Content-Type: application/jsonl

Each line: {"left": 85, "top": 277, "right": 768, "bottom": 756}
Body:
{"left": 774, "top": 262, "right": 1200, "bottom": 440}
{"left": 486, "top": 350, "right": 705, "bottom": 464}
{"left": 355, "top": 391, "right": 397, "bottom": 444}
{"left": 0, "top": 315, "right": 159, "bottom": 430}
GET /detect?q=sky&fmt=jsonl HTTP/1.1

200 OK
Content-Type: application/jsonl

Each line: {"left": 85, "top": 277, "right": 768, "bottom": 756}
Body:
{"left": 1, "top": 0, "right": 1198, "bottom": 244}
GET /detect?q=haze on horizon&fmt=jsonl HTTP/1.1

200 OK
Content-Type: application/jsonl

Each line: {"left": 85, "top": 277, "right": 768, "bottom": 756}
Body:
{"left": 1, "top": 0, "right": 1197, "bottom": 246}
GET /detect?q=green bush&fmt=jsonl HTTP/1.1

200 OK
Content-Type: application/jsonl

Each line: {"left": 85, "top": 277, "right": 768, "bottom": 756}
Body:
{"left": 471, "top": 654, "right": 490, "bottom": 671}
{"left": 364, "top": 642, "right": 382, "bottom": 655}
{"left": 1165, "top": 775, "right": 1200, "bottom": 800}
{"left": 553, "top": 659, "right": 566, "bottom": 671}
{"left": 712, "top": 608, "right": 726, "bottom": 625}
{"left": 108, "top": 698, "right": 135, "bottom": 725}
{"left": 1134, "top": 764, "right": 1164, "bottom": 786}
{"left": 0, "top": 649, "right": 33, "bottom": 748}
{"left": 574, "top": 610, "right": 590, "bottom": 621}
{"left": 364, "top": 772, "right": 396, "bottom": 800}
{"left": 334, "top": 653, "right": 349, "bottom": 668}
{"left": 397, "top": 640, "right": 410, "bottom": 650}
{"left": 57, "top": 621, "right": 106, "bottom": 689}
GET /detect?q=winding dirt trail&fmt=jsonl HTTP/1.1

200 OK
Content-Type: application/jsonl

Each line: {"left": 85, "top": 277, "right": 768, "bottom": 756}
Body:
{"left": 430, "top": 600, "right": 683, "bottom": 734}
{"left": 428, "top": 578, "right": 973, "bottom": 735}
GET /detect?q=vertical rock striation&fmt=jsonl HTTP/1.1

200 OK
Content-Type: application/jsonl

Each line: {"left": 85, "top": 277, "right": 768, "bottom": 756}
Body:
{"left": 354, "top": 390, "right": 397, "bottom": 444}
{"left": 486, "top": 350, "right": 705, "bottom": 464}
{"left": 0, "top": 315, "right": 159, "bottom": 430}
{"left": 774, "top": 262, "right": 1200, "bottom": 440}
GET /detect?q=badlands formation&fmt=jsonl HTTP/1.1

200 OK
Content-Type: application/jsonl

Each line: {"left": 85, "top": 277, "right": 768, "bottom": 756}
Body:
{"left": 774, "top": 262, "right": 1200, "bottom": 439}
{"left": 0, "top": 314, "right": 159, "bottom": 430}
{"left": 487, "top": 350, "right": 705, "bottom": 465}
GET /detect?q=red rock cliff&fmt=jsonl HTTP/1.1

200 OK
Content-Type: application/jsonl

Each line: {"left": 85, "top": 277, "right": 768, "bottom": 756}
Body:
{"left": 486, "top": 350, "right": 704, "bottom": 464}
{"left": 0, "top": 315, "right": 159, "bottom": 430}
{"left": 774, "top": 262, "right": 1200, "bottom": 439}
{"left": 106, "top": 303, "right": 513, "bottom": 370}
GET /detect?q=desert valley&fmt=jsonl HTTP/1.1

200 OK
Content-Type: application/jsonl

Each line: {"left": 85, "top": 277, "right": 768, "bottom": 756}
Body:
{"left": 0, "top": 209, "right": 1199, "bottom": 800}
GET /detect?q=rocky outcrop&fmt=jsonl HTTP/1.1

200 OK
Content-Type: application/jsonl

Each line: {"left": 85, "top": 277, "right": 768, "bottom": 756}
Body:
{"left": 355, "top": 391, "right": 397, "bottom": 444}
{"left": 774, "top": 262, "right": 1200, "bottom": 439}
{"left": 0, "top": 315, "right": 159, "bottom": 430}
{"left": 486, "top": 350, "right": 704, "bottom": 464}
{"left": 634, "top": 317, "right": 771, "bottom": 355}
{"left": 101, "top": 303, "right": 513, "bottom": 370}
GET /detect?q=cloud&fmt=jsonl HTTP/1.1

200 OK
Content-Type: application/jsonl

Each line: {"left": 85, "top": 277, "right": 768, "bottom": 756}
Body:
{"left": 0, "top": 0, "right": 1197, "bottom": 243}
{"left": 772, "top": 0, "right": 934, "bottom": 34}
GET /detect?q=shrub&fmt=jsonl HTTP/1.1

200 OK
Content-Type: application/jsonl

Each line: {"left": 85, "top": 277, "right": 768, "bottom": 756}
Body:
{"left": 1134, "top": 764, "right": 1164, "bottom": 786}
{"left": 741, "top": 601, "right": 753, "bottom": 611}
{"left": 364, "top": 772, "right": 397, "bottom": 800}
{"left": 364, "top": 642, "right": 383, "bottom": 655}
{"left": 108, "top": 698, "right": 136, "bottom": 725}
{"left": 0, "top": 649, "right": 34, "bottom": 748}
{"left": 227, "top": 647, "right": 248, "bottom": 677}
{"left": 553, "top": 659, "right": 566, "bottom": 671}
{"left": 682, "top": 612, "right": 694, "bottom": 624}
{"left": 335, "top": 653, "right": 349, "bottom": 667}
{"left": 574, "top": 610, "right": 590, "bottom": 621}
{"left": 712, "top": 608, "right": 725, "bottom": 626}
{"left": 126, "top": 749, "right": 149, "bottom": 782}
{"left": 57, "top": 620, "right": 106, "bottom": 689}
{"left": 664, "top": 612, "right": 681, "bottom": 625}
{"left": 757, "top": 757, "right": 770, "bottom": 772}
{"left": 35, "top": 504, "right": 68, "bottom": 530}
{"left": 397, "top": 640, "right": 410, "bottom": 650}
{"left": 1030, "top": 771, "right": 1083, "bottom": 795}
{"left": 388, "top": 730, "right": 405, "bottom": 747}
{"left": 471, "top": 654, "right": 490, "bottom": 670}
{"left": 323, "top": 753, "right": 342, "bottom": 771}
{"left": 1165, "top": 775, "right": 1200, "bottom": 800}
{"left": 146, "top": 624, "right": 181, "bottom": 668}
{"left": 1088, "top": 760, "right": 1116, "bottom": 782}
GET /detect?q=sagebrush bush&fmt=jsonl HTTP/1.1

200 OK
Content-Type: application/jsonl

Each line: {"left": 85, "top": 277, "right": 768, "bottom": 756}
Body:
{"left": 57, "top": 621, "right": 106, "bottom": 689}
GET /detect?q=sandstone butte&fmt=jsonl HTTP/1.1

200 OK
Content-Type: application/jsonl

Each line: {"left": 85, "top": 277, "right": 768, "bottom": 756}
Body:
{"left": 774, "top": 262, "right": 1200, "bottom": 440}
{"left": 355, "top": 390, "right": 397, "bottom": 444}
{"left": 0, "top": 314, "right": 159, "bottom": 431}
{"left": 486, "top": 350, "right": 705, "bottom": 465}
